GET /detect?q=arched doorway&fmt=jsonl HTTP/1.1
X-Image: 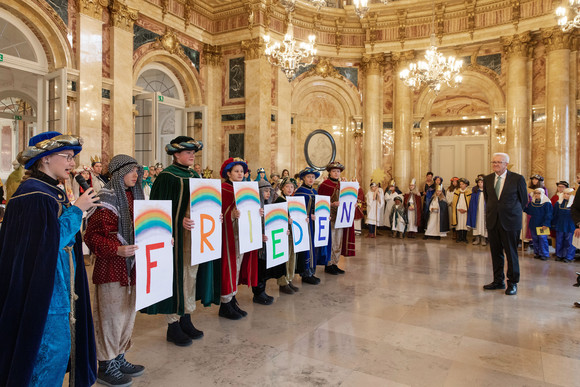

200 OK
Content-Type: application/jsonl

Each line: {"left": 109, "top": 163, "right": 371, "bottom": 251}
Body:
{"left": 135, "top": 64, "right": 187, "bottom": 167}
{"left": 0, "top": 10, "right": 62, "bottom": 179}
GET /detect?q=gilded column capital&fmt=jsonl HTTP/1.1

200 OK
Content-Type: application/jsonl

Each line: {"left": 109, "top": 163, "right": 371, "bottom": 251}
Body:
{"left": 78, "top": 0, "right": 107, "bottom": 19}
{"left": 361, "top": 53, "right": 384, "bottom": 75}
{"left": 202, "top": 44, "right": 223, "bottom": 67}
{"left": 391, "top": 50, "right": 415, "bottom": 70}
{"left": 501, "top": 31, "right": 533, "bottom": 59}
{"left": 541, "top": 27, "right": 574, "bottom": 52}
{"left": 241, "top": 38, "right": 263, "bottom": 60}
{"left": 109, "top": 0, "right": 138, "bottom": 32}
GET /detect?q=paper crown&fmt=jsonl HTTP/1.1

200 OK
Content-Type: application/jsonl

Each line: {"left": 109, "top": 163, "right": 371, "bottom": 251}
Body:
{"left": 90, "top": 155, "right": 101, "bottom": 164}
{"left": 389, "top": 179, "right": 396, "bottom": 186}
{"left": 410, "top": 178, "right": 416, "bottom": 185}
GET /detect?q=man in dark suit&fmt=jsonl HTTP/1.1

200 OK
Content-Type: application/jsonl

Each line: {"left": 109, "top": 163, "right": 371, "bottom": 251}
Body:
{"left": 483, "top": 153, "right": 528, "bottom": 295}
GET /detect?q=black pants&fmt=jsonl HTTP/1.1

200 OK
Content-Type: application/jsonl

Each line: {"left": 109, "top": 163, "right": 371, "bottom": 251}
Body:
{"left": 368, "top": 224, "right": 376, "bottom": 234}
{"left": 487, "top": 225, "right": 520, "bottom": 284}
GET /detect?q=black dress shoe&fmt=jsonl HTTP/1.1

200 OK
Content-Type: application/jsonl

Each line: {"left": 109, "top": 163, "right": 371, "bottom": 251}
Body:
{"left": 232, "top": 295, "right": 248, "bottom": 317}
{"left": 179, "top": 314, "right": 204, "bottom": 340}
{"left": 312, "top": 275, "right": 321, "bottom": 284}
{"left": 219, "top": 300, "right": 243, "bottom": 320}
{"left": 540, "top": 256, "right": 549, "bottom": 261}
{"left": 505, "top": 283, "right": 517, "bottom": 295}
{"left": 166, "top": 322, "right": 193, "bottom": 346}
{"left": 302, "top": 276, "right": 319, "bottom": 285}
{"left": 325, "top": 265, "right": 338, "bottom": 275}
{"left": 288, "top": 282, "right": 299, "bottom": 292}
{"left": 279, "top": 285, "right": 295, "bottom": 294}
{"left": 335, "top": 265, "right": 345, "bottom": 274}
{"left": 483, "top": 282, "right": 505, "bottom": 290}
{"left": 574, "top": 301, "right": 580, "bottom": 308}
{"left": 253, "top": 291, "right": 274, "bottom": 305}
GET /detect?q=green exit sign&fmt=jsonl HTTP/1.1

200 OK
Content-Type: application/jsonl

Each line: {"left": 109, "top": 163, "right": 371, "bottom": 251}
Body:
{"left": 0, "top": 54, "right": 3, "bottom": 62}
{"left": 158, "top": 95, "right": 164, "bottom": 102}
{"left": 14, "top": 115, "right": 22, "bottom": 121}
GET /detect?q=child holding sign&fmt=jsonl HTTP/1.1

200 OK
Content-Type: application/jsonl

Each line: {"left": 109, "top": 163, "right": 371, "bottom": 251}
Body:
{"left": 275, "top": 177, "right": 299, "bottom": 294}
{"left": 85, "top": 155, "right": 145, "bottom": 386}
{"left": 295, "top": 167, "right": 323, "bottom": 285}
{"left": 142, "top": 136, "right": 219, "bottom": 347}
{"left": 219, "top": 158, "right": 260, "bottom": 320}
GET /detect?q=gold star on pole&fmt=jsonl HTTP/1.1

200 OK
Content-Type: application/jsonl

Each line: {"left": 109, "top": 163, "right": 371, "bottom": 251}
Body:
{"left": 202, "top": 167, "right": 213, "bottom": 179}
{"left": 370, "top": 168, "right": 386, "bottom": 185}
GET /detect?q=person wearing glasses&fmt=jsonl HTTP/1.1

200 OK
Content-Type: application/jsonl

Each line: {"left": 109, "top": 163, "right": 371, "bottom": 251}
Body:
{"left": 0, "top": 131, "right": 99, "bottom": 386}
{"left": 482, "top": 153, "right": 527, "bottom": 296}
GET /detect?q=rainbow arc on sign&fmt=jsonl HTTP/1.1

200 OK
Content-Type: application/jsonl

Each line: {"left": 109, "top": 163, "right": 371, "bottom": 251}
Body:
{"left": 135, "top": 208, "right": 172, "bottom": 238}
{"left": 265, "top": 208, "right": 288, "bottom": 227}
{"left": 315, "top": 201, "right": 330, "bottom": 213}
{"left": 340, "top": 187, "right": 358, "bottom": 200}
{"left": 235, "top": 187, "right": 260, "bottom": 207}
{"left": 288, "top": 201, "right": 307, "bottom": 216}
{"left": 191, "top": 185, "right": 222, "bottom": 210}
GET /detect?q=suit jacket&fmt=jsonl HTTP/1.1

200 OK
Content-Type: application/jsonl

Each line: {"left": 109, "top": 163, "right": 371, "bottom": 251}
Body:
{"left": 483, "top": 170, "right": 527, "bottom": 231}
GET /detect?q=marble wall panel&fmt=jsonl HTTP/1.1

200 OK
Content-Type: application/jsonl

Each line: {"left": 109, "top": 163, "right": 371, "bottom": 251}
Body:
{"left": 270, "top": 122, "right": 277, "bottom": 173}
{"left": 222, "top": 123, "right": 245, "bottom": 161}
{"left": 271, "top": 66, "right": 277, "bottom": 106}
{"left": 429, "top": 94, "right": 491, "bottom": 118}
{"left": 531, "top": 123, "right": 546, "bottom": 176}
{"left": 46, "top": 0, "right": 68, "bottom": 25}
{"left": 381, "top": 128, "right": 394, "bottom": 188}
{"left": 102, "top": 103, "right": 110, "bottom": 162}
{"left": 383, "top": 70, "right": 393, "bottom": 114}
{"left": 102, "top": 10, "right": 111, "bottom": 78}
{"left": 532, "top": 44, "right": 546, "bottom": 106}
{"left": 228, "top": 57, "right": 245, "bottom": 100}
{"left": 68, "top": 0, "right": 78, "bottom": 56}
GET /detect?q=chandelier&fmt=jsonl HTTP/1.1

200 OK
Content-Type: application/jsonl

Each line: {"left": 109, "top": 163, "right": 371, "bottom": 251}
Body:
{"left": 353, "top": 0, "right": 389, "bottom": 19}
{"left": 399, "top": 1, "right": 463, "bottom": 93}
{"left": 556, "top": 0, "right": 580, "bottom": 31}
{"left": 263, "top": 13, "right": 317, "bottom": 81}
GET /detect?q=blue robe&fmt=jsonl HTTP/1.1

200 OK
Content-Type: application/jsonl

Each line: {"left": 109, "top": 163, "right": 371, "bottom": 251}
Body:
{"left": 552, "top": 200, "right": 575, "bottom": 233}
{"left": 0, "top": 177, "right": 96, "bottom": 387}
{"left": 294, "top": 185, "right": 329, "bottom": 268}
{"left": 466, "top": 189, "right": 485, "bottom": 229}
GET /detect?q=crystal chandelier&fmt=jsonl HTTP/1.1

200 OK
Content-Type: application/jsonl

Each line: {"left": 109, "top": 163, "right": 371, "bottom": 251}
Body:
{"left": 399, "top": 1, "right": 463, "bottom": 93}
{"left": 353, "top": 0, "right": 370, "bottom": 19}
{"left": 556, "top": 0, "right": 580, "bottom": 31}
{"left": 263, "top": 13, "right": 317, "bottom": 81}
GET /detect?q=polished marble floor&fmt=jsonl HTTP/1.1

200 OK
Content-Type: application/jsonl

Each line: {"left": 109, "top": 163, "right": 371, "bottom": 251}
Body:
{"left": 96, "top": 234, "right": 580, "bottom": 386}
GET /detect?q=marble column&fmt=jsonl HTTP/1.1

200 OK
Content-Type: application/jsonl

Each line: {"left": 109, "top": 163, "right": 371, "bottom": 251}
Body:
{"left": 242, "top": 38, "right": 272, "bottom": 170}
{"left": 569, "top": 38, "right": 578, "bottom": 184}
{"left": 109, "top": 0, "right": 138, "bottom": 158}
{"left": 77, "top": 0, "right": 107, "bottom": 165}
{"left": 277, "top": 68, "right": 292, "bottom": 173}
{"left": 361, "top": 54, "right": 384, "bottom": 186}
{"left": 201, "top": 44, "right": 223, "bottom": 173}
{"left": 542, "top": 27, "right": 573, "bottom": 195}
{"left": 501, "top": 31, "right": 532, "bottom": 177}
{"left": 392, "top": 51, "right": 414, "bottom": 188}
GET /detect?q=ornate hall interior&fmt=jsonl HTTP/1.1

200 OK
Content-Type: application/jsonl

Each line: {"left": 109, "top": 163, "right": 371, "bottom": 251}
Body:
{"left": 1, "top": 0, "right": 580, "bottom": 386}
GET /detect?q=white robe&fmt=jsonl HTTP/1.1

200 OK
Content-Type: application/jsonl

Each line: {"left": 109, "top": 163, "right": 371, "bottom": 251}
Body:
{"left": 366, "top": 190, "right": 384, "bottom": 226}
{"left": 456, "top": 190, "right": 468, "bottom": 231}
{"left": 446, "top": 190, "right": 455, "bottom": 229}
{"left": 472, "top": 190, "right": 487, "bottom": 237}
{"left": 426, "top": 197, "right": 447, "bottom": 237}
{"left": 406, "top": 195, "right": 418, "bottom": 232}
{"left": 383, "top": 190, "right": 398, "bottom": 227}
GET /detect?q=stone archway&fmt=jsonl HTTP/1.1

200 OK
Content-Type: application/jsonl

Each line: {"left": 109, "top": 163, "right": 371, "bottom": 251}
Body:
{"left": 291, "top": 76, "right": 362, "bottom": 178}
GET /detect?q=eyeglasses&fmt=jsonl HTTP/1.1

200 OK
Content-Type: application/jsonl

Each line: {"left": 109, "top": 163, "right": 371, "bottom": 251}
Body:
{"left": 55, "top": 153, "right": 76, "bottom": 162}
{"left": 491, "top": 161, "right": 506, "bottom": 165}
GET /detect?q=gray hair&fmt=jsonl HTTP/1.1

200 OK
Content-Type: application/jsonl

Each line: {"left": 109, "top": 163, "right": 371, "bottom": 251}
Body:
{"left": 493, "top": 152, "right": 510, "bottom": 163}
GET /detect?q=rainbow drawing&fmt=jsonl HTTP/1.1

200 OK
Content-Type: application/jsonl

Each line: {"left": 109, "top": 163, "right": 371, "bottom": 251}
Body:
{"left": 235, "top": 187, "right": 260, "bottom": 206}
{"left": 190, "top": 185, "right": 222, "bottom": 208}
{"left": 340, "top": 187, "right": 358, "bottom": 200}
{"left": 316, "top": 201, "right": 330, "bottom": 213}
{"left": 265, "top": 208, "right": 289, "bottom": 227}
{"left": 135, "top": 208, "right": 172, "bottom": 238}
{"left": 288, "top": 201, "right": 307, "bottom": 216}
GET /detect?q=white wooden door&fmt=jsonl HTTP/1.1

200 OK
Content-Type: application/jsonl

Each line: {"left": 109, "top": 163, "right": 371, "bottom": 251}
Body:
{"left": 431, "top": 136, "right": 489, "bottom": 181}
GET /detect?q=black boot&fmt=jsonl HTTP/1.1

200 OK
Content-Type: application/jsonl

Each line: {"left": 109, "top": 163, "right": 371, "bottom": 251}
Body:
{"left": 253, "top": 291, "right": 274, "bottom": 305}
{"left": 219, "top": 300, "right": 243, "bottom": 320}
{"left": 97, "top": 359, "right": 133, "bottom": 387}
{"left": 116, "top": 353, "right": 145, "bottom": 377}
{"left": 179, "top": 314, "right": 204, "bottom": 340}
{"left": 166, "top": 322, "right": 193, "bottom": 347}
{"left": 232, "top": 295, "right": 248, "bottom": 317}
{"left": 463, "top": 231, "right": 469, "bottom": 243}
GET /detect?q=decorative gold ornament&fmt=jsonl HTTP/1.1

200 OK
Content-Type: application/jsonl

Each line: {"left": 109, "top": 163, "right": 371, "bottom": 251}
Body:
{"left": 304, "top": 58, "right": 341, "bottom": 79}
{"left": 202, "top": 167, "right": 213, "bottom": 179}
{"left": 109, "top": 0, "right": 138, "bottom": 32}
{"left": 78, "top": 0, "right": 108, "bottom": 19}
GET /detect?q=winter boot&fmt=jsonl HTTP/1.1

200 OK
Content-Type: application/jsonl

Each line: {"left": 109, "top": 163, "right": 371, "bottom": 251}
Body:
{"left": 115, "top": 353, "right": 144, "bottom": 377}
{"left": 232, "top": 295, "right": 248, "bottom": 317}
{"left": 97, "top": 359, "right": 133, "bottom": 387}
{"left": 219, "top": 300, "right": 243, "bottom": 320}
{"left": 166, "top": 322, "right": 192, "bottom": 347}
{"left": 179, "top": 314, "right": 204, "bottom": 340}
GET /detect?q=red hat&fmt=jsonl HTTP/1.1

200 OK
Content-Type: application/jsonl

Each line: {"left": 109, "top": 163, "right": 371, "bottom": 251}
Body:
{"left": 220, "top": 157, "right": 248, "bottom": 178}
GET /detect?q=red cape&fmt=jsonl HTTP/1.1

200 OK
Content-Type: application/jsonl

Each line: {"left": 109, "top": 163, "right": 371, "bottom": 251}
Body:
{"left": 221, "top": 182, "right": 258, "bottom": 296}
{"left": 403, "top": 193, "right": 422, "bottom": 227}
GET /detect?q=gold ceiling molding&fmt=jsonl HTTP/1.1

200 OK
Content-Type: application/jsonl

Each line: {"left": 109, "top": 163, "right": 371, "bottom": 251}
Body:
{"left": 109, "top": 0, "right": 139, "bottom": 31}
{"left": 435, "top": 2, "right": 445, "bottom": 45}
{"left": 501, "top": 31, "right": 533, "bottom": 59}
{"left": 361, "top": 53, "right": 385, "bottom": 75}
{"left": 183, "top": 0, "right": 194, "bottom": 29}
{"left": 302, "top": 58, "right": 342, "bottom": 80}
{"left": 202, "top": 44, "right": 222, "bottom": 66}
{"left": 465, "top": 0, "right": 476, "bottom": 39}
{"left": 161, "top": 0, "right": 169, "bottom": 19}
{"left": 241, "top": 37, "right": 263, "bottom": 60}
{"left": 397, "top": 10, "right": 407, "bottom": 49}
{"left": 335, "top": 17, "right": 345, "bottom": 55}
{"left": 78, "top": 0, "right": 107, "bottom": 19}
{"left": 541, "top": 27, "right": 574, "bottom": 52}
{"left": 510, "top": 0, "right": 520, "bottom": 31}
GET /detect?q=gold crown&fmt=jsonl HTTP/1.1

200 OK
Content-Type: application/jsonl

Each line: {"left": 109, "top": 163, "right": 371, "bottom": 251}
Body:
{"left": 90, "top": 155, "right": 101, "bottom": 164}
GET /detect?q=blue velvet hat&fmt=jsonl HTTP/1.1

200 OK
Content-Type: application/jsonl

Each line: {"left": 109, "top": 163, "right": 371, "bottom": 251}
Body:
{"left": 18, "top": 131, "right": 83, "bottom": 169}
{"left": 298, "top": 167, "right": 321, "bottom": 179}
